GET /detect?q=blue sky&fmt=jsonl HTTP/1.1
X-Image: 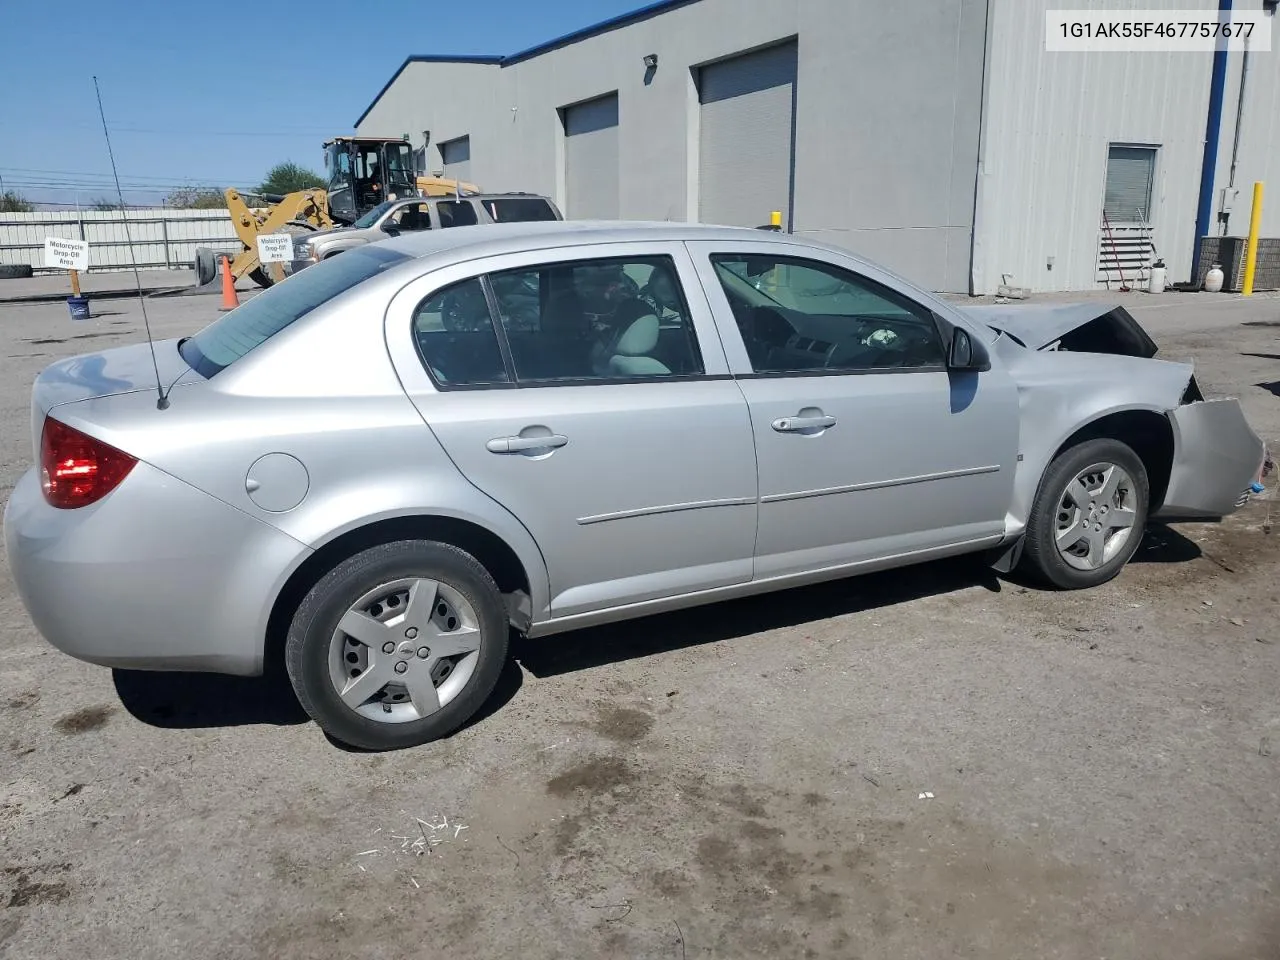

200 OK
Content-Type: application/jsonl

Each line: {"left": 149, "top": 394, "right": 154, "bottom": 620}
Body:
{"left": 0, "top": 0, "right": 639, "bottom": 206}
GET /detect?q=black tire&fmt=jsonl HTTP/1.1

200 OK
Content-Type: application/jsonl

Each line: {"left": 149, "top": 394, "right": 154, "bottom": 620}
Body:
{"left": 1019, "top": 437, "right": 1149, "bottom": 589}
{"left": 0, "top": 264, "right": 34, "bottom": 280}
{"left": 193, "top": 247, "right": 218, "bottom": 287}
{"left": 285, "top": 540, "right": 509, "bottom": 750}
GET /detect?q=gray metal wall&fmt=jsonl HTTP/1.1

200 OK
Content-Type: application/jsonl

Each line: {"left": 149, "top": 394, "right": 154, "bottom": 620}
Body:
{"left": 697, "top": 41, "right": 798, "bottom": 229}
{"left": 563, "top": 94, "right": 620, "bottom": 219}
{"left": 975, "top": 0, "right": 1280, "bottom": 293}
{"left": 356, "top": 0, "right": 988, "bottom": 292}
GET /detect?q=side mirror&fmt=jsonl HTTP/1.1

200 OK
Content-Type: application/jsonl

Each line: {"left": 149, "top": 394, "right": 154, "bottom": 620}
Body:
{"left": 948, "top": 327, "right": 991, "bottom": 371}
{"left": 380, "top": 222, "right": 400, "bottom": 236}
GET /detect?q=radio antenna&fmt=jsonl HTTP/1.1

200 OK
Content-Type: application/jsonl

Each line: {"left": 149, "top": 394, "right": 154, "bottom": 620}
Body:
{"left": 93, "top": 75, "right": 169, "bottom": 410}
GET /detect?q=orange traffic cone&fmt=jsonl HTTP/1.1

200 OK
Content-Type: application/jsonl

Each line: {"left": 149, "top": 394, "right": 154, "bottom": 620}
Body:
{"left": 218, "top": 254, "right": 239, "bottom": 312}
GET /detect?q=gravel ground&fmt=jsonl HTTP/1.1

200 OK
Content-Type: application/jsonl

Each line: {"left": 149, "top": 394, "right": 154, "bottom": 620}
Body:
{"left": 1, "top": 288, "right": 1279, "bottom": 959}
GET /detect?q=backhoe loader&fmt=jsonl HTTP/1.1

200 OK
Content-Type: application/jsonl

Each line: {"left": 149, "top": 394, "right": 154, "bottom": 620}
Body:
{"left": 195, "top": 136, "right": 481, "bottom": 288}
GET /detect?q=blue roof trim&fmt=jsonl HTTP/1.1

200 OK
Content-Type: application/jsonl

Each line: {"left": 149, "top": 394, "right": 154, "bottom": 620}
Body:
{"left": 502, "top": 0, "right": 703, "bottom": 64}
{"left": 354, "top": 55, "right": 503, "bottom": 127}
{"left": 355, "top": 0, "right": 705, "bottom": 126}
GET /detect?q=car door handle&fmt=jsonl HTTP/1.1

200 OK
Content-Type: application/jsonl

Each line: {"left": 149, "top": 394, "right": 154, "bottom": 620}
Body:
{"left": 772, "top": 415, "right": 837, "bottom": 433}
{"left": 486, "top": 434, "right": 569, "bottom": 454}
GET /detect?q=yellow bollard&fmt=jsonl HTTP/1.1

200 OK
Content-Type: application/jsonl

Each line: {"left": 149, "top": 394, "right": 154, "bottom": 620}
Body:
{"left": 1242, "top": 181, "right": 1264, "bottom": 296}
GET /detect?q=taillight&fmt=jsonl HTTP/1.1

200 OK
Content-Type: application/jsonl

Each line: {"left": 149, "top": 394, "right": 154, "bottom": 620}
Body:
{"left": 40, "top": 417, "right": 137, "bottom": 509}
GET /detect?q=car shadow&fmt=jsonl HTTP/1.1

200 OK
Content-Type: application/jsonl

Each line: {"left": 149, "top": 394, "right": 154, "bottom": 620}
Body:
{"left": 517, "top": 525, "right": 1203, "bottom": 679}
{"left": 515, "top": 554, "right": 1002, "bottom": 679}
{"left": 113, "top": 646, "right": 525, "bottom": 740}
{"left": 1256, "top": 381, "right": 1280, "bottom": 398}
{"left": 112, "top": 528, "right": 1202, "bottom": 729}
{"left": 112, "top": 665, "right": 308, "bottom": 728}
{"left": 1241, "top": 352, "right": 1280, "bottom": 362}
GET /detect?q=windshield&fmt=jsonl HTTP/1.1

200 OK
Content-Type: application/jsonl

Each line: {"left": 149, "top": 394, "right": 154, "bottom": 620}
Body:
{"left": 179, "top": 246, "right": 409, "bottom": 377}
{"left": 352, "top": 200, "right": 397, "bottom": 229}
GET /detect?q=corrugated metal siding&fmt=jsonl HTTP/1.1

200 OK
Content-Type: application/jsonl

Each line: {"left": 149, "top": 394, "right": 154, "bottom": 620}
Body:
{"left": 440, "top": 136, "right": 472, "bottom": 181}
{"left": 697, "top": 41, "right": 798, "bottom": 229}
{"left": 0, "top": 208, "right": 239, "bottom": 273}
{"left": 975, "top": 0, "right": 1220, "bottom": 293}
{"left": 563, "top": 94, "right": 620, "bottom": 219}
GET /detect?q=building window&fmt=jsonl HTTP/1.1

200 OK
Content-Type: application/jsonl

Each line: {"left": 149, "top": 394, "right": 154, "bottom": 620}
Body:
{"left": 1103, "top": 145, "right": 1157, "bottom": 225}
{"left": 438, "top": 136, "right": 471, "bottom": 182}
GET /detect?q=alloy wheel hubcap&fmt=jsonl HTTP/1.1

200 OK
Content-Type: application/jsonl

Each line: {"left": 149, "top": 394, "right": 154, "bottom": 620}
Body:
{"left": 328, "top": 577, "right": 482, "bottom": 724}
{"left": 1054, "top": 462, "right": 1138, "bottom": 571}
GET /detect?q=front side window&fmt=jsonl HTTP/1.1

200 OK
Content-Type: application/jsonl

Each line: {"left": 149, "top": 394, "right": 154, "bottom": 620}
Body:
{"left": 181, "top": 246, "right": 408, "bottom": 377}
{"left": 388, "top": 202, "right": 431, "bottom": 231}
{"left": 437, "top": 201, "right": 479, "bottom": 228}
{"left": 489, "top": 256, "right": 703, "bottom": 382}
{"left": 710, "top": 254, "right": 945, "bottom": 373}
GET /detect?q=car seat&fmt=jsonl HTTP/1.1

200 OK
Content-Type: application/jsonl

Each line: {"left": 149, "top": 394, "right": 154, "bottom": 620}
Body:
{"left": 608, "top": 312, "right": 671, "bottom": 376}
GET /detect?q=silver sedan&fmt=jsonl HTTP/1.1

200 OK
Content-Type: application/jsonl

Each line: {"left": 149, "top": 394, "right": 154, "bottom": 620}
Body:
{"left": 4, "top": 222, "right": 1269, "bottom": 750}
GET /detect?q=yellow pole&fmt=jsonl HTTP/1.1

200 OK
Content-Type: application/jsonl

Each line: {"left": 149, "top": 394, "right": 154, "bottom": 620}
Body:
{"left": 1242, "top": 181, "right": 1264, "bottom": 296}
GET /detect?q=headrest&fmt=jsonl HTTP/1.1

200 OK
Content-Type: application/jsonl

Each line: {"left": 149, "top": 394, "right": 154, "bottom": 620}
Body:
{"left": 614, "top": 313, "right": 659, "bottom": 356}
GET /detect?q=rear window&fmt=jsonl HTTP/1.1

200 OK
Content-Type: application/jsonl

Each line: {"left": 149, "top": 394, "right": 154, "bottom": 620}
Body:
{"left": 482, "top": 198, "right": 558, "bottom": 223}
{"left": 179, "top": 246, "right": 408, "bottom": 377}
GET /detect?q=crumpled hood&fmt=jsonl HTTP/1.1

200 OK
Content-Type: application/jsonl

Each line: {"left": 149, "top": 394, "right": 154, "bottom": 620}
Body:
{"left": 956, "top": 302, "right": 1159, "bottom": 358}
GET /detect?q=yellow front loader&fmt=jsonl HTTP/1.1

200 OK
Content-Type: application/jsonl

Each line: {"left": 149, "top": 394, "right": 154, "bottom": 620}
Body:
{"left": 195, "top": 133, "right": 484, "bottom": 289}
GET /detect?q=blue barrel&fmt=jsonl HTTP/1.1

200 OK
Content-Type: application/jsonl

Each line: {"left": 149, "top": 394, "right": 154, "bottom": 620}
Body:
{"left": 67, "top": 296, "right": 91, "bottom": 321}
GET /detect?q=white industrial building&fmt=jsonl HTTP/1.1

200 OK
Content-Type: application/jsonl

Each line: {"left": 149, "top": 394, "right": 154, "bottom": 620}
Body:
{"left": 355, "top": 0, "right": 1280, "bottom": 294}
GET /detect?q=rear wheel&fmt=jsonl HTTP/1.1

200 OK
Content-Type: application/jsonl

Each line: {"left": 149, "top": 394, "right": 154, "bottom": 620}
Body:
{"left": 286, "top": 540, "right": 508, "bottom": 750}
{"left": 1020, "top": 437, "right": 1149, "bottom": 589}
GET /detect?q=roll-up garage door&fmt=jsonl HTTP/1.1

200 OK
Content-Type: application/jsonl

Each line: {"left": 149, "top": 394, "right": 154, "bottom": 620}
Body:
{"left": 563, "top": 94, "right": 620, "bottom": 219}
{"left": 440, "top": 136, "right": 471, "bottom": 182}
{"left": 698, "top": 42, "right": 798, "bottom": 229}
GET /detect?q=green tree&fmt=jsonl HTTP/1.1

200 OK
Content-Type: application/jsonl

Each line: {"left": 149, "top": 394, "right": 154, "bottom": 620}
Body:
{"left": 0, "top": 190, "right": 34, "bottom": 212}
{"left": 257, "top": 162, "right": 325, "bottom": 195}
{"left": 91, "top": 197, "right": 123, "bottom": 211}
{"left": 164, "top": 186, "right": 226, "bottom": 209}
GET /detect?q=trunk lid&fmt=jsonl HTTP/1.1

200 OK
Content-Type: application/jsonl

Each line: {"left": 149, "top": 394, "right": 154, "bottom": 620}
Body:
{"left": 30, "top": 338, "right": 201, "bottom": 458}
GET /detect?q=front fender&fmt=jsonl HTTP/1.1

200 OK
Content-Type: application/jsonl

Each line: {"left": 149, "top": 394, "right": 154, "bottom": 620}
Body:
{"left": 1001, "top": 349, "right": 1195, "bottom": 531}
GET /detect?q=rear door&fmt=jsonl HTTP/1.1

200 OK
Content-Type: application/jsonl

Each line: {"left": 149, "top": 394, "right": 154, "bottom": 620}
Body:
{"left": 386, "top": 241, "right": 757, "bottom": 622}
{"left": 687, "top": 240, "right": 1019, "bottom": 579}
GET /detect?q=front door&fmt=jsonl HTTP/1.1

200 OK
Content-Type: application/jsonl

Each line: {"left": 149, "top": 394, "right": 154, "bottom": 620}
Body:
{"left": 391, "top": 243, "right": 758, "bottom": 620}
{"left": 687, "top": 242, "right": 1020, "bottom": 580}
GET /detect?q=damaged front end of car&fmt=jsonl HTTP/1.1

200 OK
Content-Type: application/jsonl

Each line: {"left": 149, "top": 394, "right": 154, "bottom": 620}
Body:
{"left": 960, "top": 301, "right": 1272, "bottom": 522}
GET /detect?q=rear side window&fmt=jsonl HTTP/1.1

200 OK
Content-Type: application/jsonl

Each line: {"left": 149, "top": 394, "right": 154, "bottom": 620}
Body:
{"left": 180, "top": 246, "right": 407, "bottom": 377}
{"left": 437, "top": 201, "right": 479, "bottom": 228}
{"left": 482, "top": 198, "right": 557, "bottom": 223}
{"left": 412, "top": 278, "right": 511, "bottom": 387}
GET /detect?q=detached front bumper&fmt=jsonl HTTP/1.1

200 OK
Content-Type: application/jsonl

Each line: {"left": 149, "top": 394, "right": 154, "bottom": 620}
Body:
{"left": 1154, "top": 398, "right": 1269, "bottom": 520}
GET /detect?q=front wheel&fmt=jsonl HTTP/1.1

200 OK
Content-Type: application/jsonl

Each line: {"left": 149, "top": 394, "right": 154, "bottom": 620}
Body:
{"left": 1019, "top": 438, "right": 1149, "bottom": 589}
{"left": 285, "top": 541, "right": 509, "bottom": 750}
